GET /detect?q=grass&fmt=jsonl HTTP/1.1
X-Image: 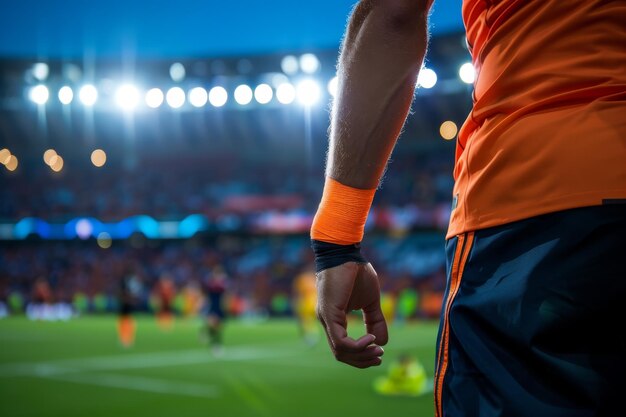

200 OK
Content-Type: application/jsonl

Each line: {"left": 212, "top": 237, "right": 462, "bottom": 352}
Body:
{"left": 0, "top": 316, "right": 439, "bottom": 417}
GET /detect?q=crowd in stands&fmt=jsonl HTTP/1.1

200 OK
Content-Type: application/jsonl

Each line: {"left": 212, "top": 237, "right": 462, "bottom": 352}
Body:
{"left": 0, "top": 233, "right": 446, "bottom": 318}
{"left": 0, "top": 150, "right": 454, "bottom": 228}
{"left": 1, "top": 146, "right": 453, "bottom": 319}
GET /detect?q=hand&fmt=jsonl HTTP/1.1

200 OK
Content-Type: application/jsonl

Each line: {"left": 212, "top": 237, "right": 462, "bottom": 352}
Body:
{"left": 316, "top": 262, "right": 388, "bottom": 368}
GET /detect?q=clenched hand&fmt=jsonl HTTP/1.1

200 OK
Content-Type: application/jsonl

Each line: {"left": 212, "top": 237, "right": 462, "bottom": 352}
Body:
{"left": 316, "top": 262, "right": 388, "bottom": 368}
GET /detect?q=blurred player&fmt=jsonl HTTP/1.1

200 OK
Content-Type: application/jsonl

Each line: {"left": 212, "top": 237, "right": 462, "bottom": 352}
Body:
{"left": 202, "top": 267, "right": 227, "bottom": 354}
{"left": 153, "top": 273, "right": 176, "bottom": 330}
{"left": 311, "top": 0, "right": 625, "bottom": 415}
{"left": 293, "top": 268, "right": 319, "bottom": 345}
{"left": 27, "top": 277, "right": 52, "bottom": 320}
{"left": 181, "top": 280, "right": 203, "bottom": 318}
{"left": 373, "top": 354, "right": 428, "bottom": 397}
{"left": 379, "top": 291, "right": 396, "bottom": 325}
{"left": 118, "top": 268, "right": 142, "bottom": 347}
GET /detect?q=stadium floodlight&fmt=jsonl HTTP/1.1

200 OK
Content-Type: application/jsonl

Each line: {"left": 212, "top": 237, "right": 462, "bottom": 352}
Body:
{"left": 166, "top": 87, "right": 186, "bottom": 109}
{"left": 281, "top": 55, "right": 299, "bottom": 75}
{"left": 58, "top": 86, "right": 73, "bottom": 104}
{"left": 145, "top": 88, "right": 164, "bottom": 108}
{"left": 169, "top": 62, "right": 186, "bottom": 82}
{"left": 32, "top": 63, "right": 49, "bottom": 81}
{"left": 234, "top": 84, "right": 253, "bottom": 105}
{"left": 276, "top": 83, "right": 296, "bottom": 105}
{"left": 327, "top": 76, "right": 338, "bottom": 97}
{"left": 188, "top": 87, "right": 208, "bottom": 108}
{"left": 115, "top": 84, "right": 140, "bottom": 111}
{"left": 208, "top": 86, "right": 228, "bottom": 107}
{"left": 296, "top": 79, "right": 321, "bottom": 106}
{"left": 459, "top": 62, "right": 476, "bottom": 84}
{"left": 300, "top": 54, "right": 320, "bottom": 74}
{"left": 79, "top": 85, "right": 98, "bottom": 106}
{"left": 254, "top": 84, "right": 273, "bottom": 104}
{"left": 29, "top": 85, "right": 49, "bottom": 105}
{"left": 417, "top": 68, "right": 437, "bottom": 89}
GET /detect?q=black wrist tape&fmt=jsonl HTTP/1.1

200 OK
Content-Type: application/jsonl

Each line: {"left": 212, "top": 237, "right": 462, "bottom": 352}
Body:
{"left": 311, "top": 239, "right": 368, "bottom": 273}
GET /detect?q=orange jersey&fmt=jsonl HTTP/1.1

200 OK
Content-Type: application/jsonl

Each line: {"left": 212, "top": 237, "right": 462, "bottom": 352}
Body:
{"left": 447, "top": 0, "right": 626, "bottom": 238}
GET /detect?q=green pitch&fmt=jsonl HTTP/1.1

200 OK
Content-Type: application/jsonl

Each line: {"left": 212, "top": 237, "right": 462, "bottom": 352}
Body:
{"left": 0, "top": 316, "right": 438, "bottom": 417}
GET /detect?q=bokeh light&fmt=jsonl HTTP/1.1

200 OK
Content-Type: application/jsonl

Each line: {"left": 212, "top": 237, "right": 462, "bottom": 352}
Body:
{"left": 0, "top": 149, "right": 11, "bottom": 165}
{"left": 299, "top": 54, "right": 320, "bottom": 74}
{"left": 79, "top": 85, "right": 98, "bottom": 106}
{"left": 234, "top": 85, "right": 253, "bottom": 105}
{"left": 459, "top": 62, "right": 476, "bottom": 84}
{"left": 145, "top": 88, "right": 164, "bottom": 108}
{"left": 91, "top": 149, "right": 107, "bottom": 167}
{"left": 254, "top": 84, "right": 273, "bottom": 104}
{"left": 5, "top": 155, "right": 18, "bottom": 171}
{"left": 49, "top": 155, "right": 64, "bottom": 172}
{"left": 43, "top": 149, "right": 57, "bottom": 165}
{"left": 32, "top": 63, "right": 49, "bottom": 81}
{"left": 327, "top": 76, "right": 338, "bottom": 97}
{"left": 166, "top": 87, "right": 186, "bottom": 108}
{"left": 169, "top": 62, "right": 186, "bottom": 82}
{"left": 440, "top": 121, "right": 458, "bottom": 140}
{"left": 58, "top": 86, "right": 73, "bottom": 105}
{"left": 115, "top": 84, "right": 140, "bottom": 110}
{"left": 417, "top": 68, "right": 438, "bottom": 89}
{"left": 188, "top": 87, "right": 208, "bottom": 107}
{"left": 29, "top": 85, "right": 49, "bottom": 105}
{"left": 75, "top": 219, "right": 93, "bottom": 240}
{"left": 276, "top": 83, "right": 296, "bottom": 104}
{"left": 209, "top": 86, "right": 228, "bottom": 107}
{"left": 97, "top": 232, "right": 113, "bottom": 249}
{"left": 296, "top": 79, "right": 321, "bottom": 106}
{"left": 281, "top": 55, "right": 299, "bottom": 75}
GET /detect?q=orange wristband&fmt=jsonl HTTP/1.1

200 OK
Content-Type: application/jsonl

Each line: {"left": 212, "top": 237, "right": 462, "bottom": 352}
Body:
{"left": 310, "top": 177, "right": 376, "bottom": 245}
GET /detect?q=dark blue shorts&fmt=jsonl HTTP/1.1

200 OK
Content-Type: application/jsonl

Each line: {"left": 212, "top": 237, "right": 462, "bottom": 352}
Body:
{"left": 435, "top": 205, "right": 626, "bottom": 417}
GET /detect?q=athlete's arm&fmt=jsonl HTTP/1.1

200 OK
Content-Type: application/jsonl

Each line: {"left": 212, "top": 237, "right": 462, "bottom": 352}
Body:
{"left": 328, "top": 0, "right": 429, "bottom": 188}
{"left": 314, "top": 0, "right": 430, "bottom": 369}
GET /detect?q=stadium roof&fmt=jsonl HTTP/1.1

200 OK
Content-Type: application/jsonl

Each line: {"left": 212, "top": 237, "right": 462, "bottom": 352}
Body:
{"left": 0, "top": 0, "right": 464, "bottom": 59}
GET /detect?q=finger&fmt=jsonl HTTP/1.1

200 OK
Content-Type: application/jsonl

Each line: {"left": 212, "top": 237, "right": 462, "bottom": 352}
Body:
{"left": 363, "top": 300, "right": 389, "bottom": 346}
{"left": 336, "top": 344, "right": 384, "bottom": 362}
{"left": 327, "top": 320, "right": 376, "bottom": 354}
{"left": 342, "top": 356, "right": 383, "bottom": 369}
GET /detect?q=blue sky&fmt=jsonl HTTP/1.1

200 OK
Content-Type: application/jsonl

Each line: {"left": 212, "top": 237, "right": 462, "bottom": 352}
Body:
{"left": 0, "top": 0, "right": 463, "bottom": 58}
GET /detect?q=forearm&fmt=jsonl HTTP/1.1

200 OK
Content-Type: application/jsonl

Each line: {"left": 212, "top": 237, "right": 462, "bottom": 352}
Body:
{"left": 327, "top": 0, "right": 430, "bottom": 189}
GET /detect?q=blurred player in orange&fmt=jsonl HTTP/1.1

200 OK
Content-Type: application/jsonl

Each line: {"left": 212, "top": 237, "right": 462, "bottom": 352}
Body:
{"left": 293, "top": 268, "right": 319, "bottom": 345}
{"left": 311, "top": 0, "right": 625, "bottom": 415}
{"left": 153, "top": 273, "right": 176, "bottom": 330}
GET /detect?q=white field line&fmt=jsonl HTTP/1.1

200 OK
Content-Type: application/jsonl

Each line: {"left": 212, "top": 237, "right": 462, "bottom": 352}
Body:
{"left": 44, "top": 372, "right": 219, "bottom": 399}
{"left": 0, "top": 345, "right": 301, "bottom": 378}
{"left": 0, "top": 338, "right": 436, "bottom": 379}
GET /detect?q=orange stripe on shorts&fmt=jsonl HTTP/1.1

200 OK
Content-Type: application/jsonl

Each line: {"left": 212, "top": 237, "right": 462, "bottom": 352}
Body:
{"left": 434, "top": 232, "right": 474, "bottom": 417}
